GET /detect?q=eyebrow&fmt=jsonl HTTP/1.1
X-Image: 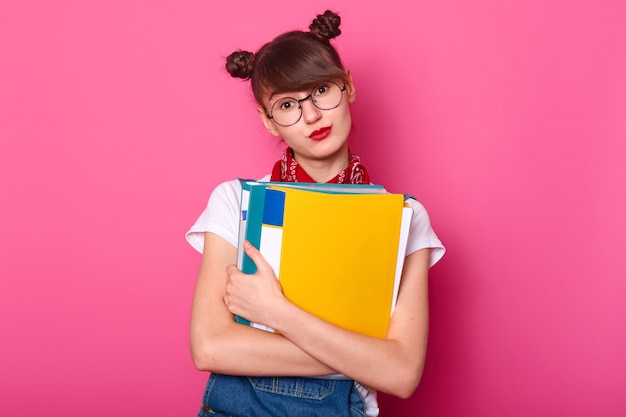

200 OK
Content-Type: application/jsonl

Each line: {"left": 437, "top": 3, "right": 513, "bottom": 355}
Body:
{"left": 267, "top": 80, "right": 339, "bottom": 104}
{"left": 268, "top": 82, "right": 323, "bottom": 101}
{"left": 269, "top": 90, "right": 306, "bottom": 101}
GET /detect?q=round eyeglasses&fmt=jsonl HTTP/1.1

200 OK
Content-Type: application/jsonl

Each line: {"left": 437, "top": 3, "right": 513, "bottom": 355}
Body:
{"left": 267, "top": 81, "right": 347, "bottom": 127}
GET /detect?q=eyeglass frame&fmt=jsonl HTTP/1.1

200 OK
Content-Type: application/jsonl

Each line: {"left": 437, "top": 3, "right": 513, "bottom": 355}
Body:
{"left": 266, "top": 81, "right": 347, "bottom": 127}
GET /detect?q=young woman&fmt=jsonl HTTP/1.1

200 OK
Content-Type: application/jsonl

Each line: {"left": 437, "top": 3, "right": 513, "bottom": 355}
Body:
{"left": 186, "top": 10, "right": 445, "bottom": 417}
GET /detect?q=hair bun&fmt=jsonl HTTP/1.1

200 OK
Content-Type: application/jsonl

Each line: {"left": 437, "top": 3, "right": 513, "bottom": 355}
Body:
{"left": 225, "top": 50, "right": 255, "bottom": 79}
{"left": 309, "top": 10, "right": 341, "bottom": 40}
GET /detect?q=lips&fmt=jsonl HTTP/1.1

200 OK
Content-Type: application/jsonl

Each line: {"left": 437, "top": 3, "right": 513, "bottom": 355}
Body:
{"left": 309, "top": 126, "right": 332, "bottom": 141}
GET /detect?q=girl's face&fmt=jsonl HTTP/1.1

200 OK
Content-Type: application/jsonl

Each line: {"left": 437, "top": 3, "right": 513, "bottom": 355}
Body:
{"left": 259, "top": 75, "right": 356, "bottom": 168}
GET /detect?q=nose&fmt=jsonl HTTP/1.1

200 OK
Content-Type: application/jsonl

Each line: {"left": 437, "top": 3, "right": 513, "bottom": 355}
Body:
{"left": 300, "top": 97, "right": 322, "bottom": 124}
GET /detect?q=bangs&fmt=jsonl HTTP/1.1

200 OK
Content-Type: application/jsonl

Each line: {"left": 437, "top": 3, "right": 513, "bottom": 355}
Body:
{"left": 251, "top": 31, "right": 346, "bottom": 103}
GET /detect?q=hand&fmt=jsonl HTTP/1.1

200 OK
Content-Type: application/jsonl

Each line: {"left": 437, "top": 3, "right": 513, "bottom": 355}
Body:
{"left": 224, "top": 241, "right": 287, "bottom": 327}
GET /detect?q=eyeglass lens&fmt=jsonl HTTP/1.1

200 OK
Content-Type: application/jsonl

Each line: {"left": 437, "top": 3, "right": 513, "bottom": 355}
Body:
{"left": 269, "top": 82, "right": 344, "bottom": 127}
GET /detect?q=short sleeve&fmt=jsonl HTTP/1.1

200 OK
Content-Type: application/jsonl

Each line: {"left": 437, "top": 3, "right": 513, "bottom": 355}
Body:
{"left": 185, "top": 180, "right": 243, "bottom": 253}
{"left": 405, "top": 198, "right": 445, "bottom": 267}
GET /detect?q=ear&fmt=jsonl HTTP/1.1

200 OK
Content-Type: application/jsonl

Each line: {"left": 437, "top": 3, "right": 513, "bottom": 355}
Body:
{"left": 257, "top": 107, "right": 281, "bottom": 137}
{"left": 344, "top": 70, "right": 356, "bottom": 103}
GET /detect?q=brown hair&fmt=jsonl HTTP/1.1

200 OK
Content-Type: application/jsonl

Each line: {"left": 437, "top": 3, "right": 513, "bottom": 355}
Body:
{"left": 225, "top": 10, "right": 347, "bottom": 107}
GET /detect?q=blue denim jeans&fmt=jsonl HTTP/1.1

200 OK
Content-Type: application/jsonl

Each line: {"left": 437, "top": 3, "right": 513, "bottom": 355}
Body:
{"left": 197, "top": 373, "right": 366, "bottom": 417}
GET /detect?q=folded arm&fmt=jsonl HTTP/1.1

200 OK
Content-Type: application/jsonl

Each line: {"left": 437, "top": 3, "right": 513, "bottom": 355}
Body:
{"left": 190, "top": 232, "right": 336, "bottom": 377}
{"left": 224, "top": 241, "right": 431, "bottom": 398}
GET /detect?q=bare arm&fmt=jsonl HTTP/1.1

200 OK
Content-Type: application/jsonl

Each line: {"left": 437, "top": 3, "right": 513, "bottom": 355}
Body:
{"left": 190, "top": 232, "right": 336, "bottom": 376}
{"left": 225, "top": 241, "right": 431, "bottom": 398}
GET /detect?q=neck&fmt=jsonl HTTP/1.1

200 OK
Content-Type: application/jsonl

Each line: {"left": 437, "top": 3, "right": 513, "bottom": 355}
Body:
{"left": 293, "top": 146, "right": 350, "bottom": 183}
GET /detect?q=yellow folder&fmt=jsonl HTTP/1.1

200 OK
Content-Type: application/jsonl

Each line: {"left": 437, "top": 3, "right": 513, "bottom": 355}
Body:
{"left": 243, "top": 185, "right": 412, "bottom": 338}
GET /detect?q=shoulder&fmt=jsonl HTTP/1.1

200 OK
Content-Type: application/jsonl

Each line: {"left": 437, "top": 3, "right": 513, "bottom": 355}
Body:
{"left": 405, "top": 197, "right": 430, "bottom": 222}
{"left": 403, "top": 196, "right": 446, "bottom": 267}
{"left": 186, "top": 176, "right": 271, "bottom": 253}
{"left": 208, "top": 179, "right": 243, "bottom": 208}
{"left": 208, "top": 174, "right": 272, "bottom": 209}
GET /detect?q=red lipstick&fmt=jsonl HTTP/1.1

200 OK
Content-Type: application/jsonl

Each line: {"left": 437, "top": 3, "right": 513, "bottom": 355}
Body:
{"left": 309, "top": 126, "right": 332, "bottom": 141}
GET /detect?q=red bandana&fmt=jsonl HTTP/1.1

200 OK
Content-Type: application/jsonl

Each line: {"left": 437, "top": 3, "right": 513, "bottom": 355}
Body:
{"left": 270, "top": 147, "right": 370, "bottom": 184}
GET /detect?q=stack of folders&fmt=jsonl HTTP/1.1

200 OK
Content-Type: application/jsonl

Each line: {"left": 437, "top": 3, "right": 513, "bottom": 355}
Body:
{"left": 235, "top": 180, "right": 413, "bottom": 339}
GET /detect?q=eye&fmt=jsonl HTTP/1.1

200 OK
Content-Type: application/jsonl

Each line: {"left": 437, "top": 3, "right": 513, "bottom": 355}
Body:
{"left": 276, "top": 99, "right": 298, "bottom": 112}
{"left": 313, "top": 84, "right": 330, "bottom": 97}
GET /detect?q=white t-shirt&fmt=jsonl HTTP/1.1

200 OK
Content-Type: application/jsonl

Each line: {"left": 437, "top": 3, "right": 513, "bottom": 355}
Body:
{"left": 187, "top": 175, "right": 445, "bottom": 265}
{"left": 186, "top": 175, "right": 445, "bottom": 416}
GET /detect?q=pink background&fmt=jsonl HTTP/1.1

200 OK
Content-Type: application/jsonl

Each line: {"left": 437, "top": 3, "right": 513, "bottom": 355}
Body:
{"left": 1, "top": 1, "right": 625, "bottom": 415}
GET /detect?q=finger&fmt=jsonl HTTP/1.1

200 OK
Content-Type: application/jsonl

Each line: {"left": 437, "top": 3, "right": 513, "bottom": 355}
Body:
{"left": 243, "top": 241, "right": 271, "bottom": 273}
{"left": 223, "top": 295, "right": 236, "bottom": 313}
{"left": 226, "top": 264, "right": 240, "bottom": 277}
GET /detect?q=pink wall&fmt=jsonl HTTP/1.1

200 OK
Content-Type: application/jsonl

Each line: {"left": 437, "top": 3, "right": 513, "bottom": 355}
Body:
{"left": 1, "top": 1, "right": 625, "bottom": 415}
